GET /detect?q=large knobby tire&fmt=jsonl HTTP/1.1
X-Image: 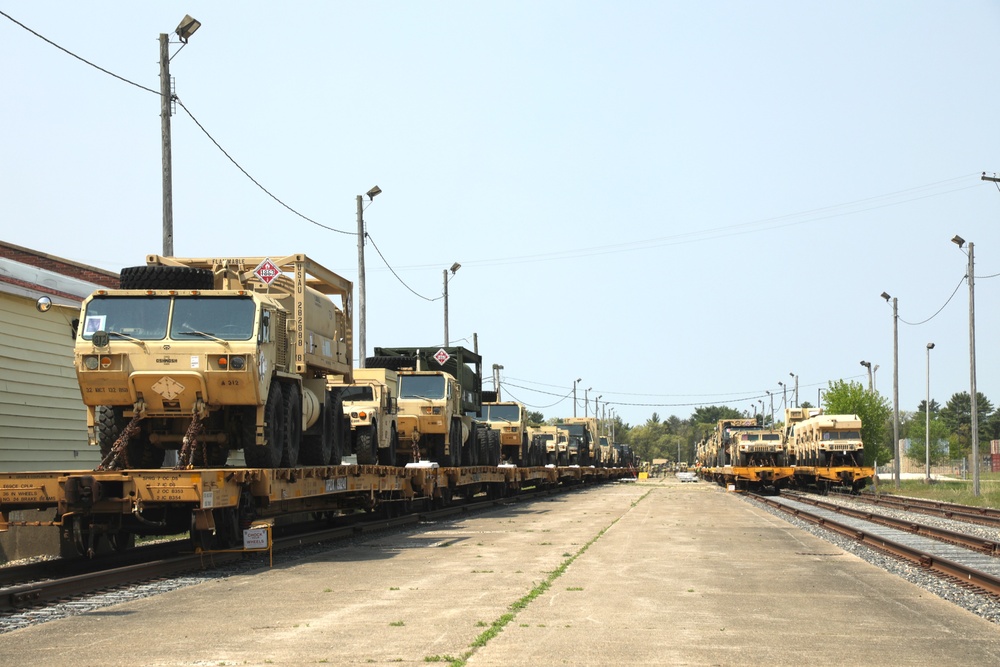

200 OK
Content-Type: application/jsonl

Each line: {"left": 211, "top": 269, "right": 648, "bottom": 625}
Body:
{"left": 477, "top": 428, "right": 490, "bottom": 467}
{"left": 364, "top": 355, "right": 417, "bottom": 371}
{"left": 379, "top": 426, "right": 399, "bottom": 466}
{"left": 488, "top": 429, "right": 500, "bottom": 466}
{"left": 356, "top": 425, "right": 378, "bottom": 465}
{"left": 125, "top": 429, "right": 166, "bottom": 469}
{"left": 280, "top": 384, "right": 302, "bottom": 467}
{"left": 119, "top": 265, "right": 215, "bottom": 290}
{"left": 300, "top": 391, "right": 333, "bottom": 466}
{"left": 95, "top": 405, "right": 127, "bottom": 460}
{"left": 245, "top": 383, "right": 285, "bottom": 468}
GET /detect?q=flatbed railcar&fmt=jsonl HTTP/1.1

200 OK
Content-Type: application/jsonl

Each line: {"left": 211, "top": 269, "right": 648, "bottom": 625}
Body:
{"left": 698, "top": 464, "right": 875, "bottom": 493}
{"left": 0, "top": 463, "right": 630, "bottom": 556}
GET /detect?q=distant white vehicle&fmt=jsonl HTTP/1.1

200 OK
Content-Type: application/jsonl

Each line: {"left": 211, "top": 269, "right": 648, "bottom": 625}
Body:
{"left": 676, "top": 471, "right": 698, "bottom": 483}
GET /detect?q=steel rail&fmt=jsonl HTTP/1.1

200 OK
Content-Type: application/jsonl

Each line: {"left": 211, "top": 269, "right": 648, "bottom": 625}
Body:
{"left": 853, "top": 492, "right": 1000, "bottom": 528}
{"left": 753, "top": 494, "right": 1000, "bottom": 597}
{"left": 779, "top": 491, "right": 1000, "bottom": 556}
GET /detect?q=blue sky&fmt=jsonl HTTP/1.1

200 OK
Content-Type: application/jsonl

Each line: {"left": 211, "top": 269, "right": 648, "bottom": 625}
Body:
{"left": 3, "top": 2, "right": 1000, "bottom": 429}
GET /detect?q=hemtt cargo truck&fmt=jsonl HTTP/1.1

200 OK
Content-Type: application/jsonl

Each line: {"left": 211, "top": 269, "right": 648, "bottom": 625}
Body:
{"left": 69, "top": 254, "right": 353, "bottom": 469}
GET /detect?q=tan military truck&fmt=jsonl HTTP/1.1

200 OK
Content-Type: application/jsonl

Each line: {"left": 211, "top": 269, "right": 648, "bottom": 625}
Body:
{"left": 705, "top": 417, "right": 784, "bottom": 467}
{"left": 527, "top": 425, "right": 569, "bottom": 465}
{"left": 479, "top": 395, "right": 540, "bottom": 465}
{"left": 598, "top": 435, "right": 618, "bottom": 467}
{"left": 328, "top": 367, "right": 399, "bottom": 466}
{"left": 785, "top": 411, "right": 864, "bottom": 467}
{"left": 366, "top": 346, "right": 496, "bottom": 466}
{"left": 560, "top": 417, "right": 601, "bottom": 465}
{"left": 71, "top": 254, "right": 352, "bottom": 469}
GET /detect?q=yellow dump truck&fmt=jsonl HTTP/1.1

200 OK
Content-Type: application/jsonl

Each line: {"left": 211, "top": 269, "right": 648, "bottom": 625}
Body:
{"left": 71, "top": 254, "right": 352, "bottom": 469}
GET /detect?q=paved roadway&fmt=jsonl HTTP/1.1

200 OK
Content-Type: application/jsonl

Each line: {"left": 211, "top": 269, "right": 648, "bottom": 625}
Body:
{"left": 2, "top": 476, "right": 1000, "bottom": 666}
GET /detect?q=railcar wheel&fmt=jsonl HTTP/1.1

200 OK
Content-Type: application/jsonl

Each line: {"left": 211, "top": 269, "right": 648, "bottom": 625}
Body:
{"left": 108, "top": 530, "right": 134, "bottom": 552}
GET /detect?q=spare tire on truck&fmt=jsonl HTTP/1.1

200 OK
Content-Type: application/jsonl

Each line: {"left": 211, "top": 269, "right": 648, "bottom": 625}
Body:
{"left": 365, "top": 355, "right": 417, "bottom": 371}
{"left": 119, "top": 265, "right": 215, "bottom": 290}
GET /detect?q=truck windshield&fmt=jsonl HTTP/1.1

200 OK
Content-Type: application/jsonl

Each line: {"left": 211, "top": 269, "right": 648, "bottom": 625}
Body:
{"left": 82, "top": 296, "right": 171, "bottom": 341}
{"left": 341, "top": 386, "right": 374, "bottom": 402}
{"left": 483, "top": 404, "right": 520, "bottom": 421}
{"left": 170, "top": 297, "right": 256, "bottom": 341}
{"left": 398, "top": 374, "right": 446, "bottom": 399}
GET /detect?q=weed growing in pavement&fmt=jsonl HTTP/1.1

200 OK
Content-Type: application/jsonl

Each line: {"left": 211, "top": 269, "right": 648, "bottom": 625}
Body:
{"left": 423, "top": 656, "right": 458, "bottom": 664}
{"left": 444, "top": 489, "right": 654, "bottom": 667}
{"left": 389, "top": 620, "right": 405, "bottom": 626}
{"left": 566, "top": 587, "right": 583, "bottom": 591}
{"left": 389, "top": 586, "right": 400, "bottom": 590}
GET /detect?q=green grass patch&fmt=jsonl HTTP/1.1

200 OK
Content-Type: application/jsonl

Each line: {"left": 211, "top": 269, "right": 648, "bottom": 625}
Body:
{"left": 880, "top": 475, "right": 1000, "bottom": 507}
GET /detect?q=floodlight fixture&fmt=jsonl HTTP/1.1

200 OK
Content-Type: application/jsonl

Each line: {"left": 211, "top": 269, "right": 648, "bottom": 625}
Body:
{"left": 952, "top": 235, "right": 966, "bottom": 248}
{"left": 176, "top": 15, "right": 201, "bottom": 43}
{"left": 366, "top": 185, "right": 382, "bottom": 200}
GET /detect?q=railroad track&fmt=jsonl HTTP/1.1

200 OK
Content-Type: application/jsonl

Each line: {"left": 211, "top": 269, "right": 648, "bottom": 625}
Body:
{"left": 751, "top": 492, "right": 1000, "bottom": 597}
{"left": 850, "top": 491, "right": 1000, "bottom": 528}
{"left": 0, "top": 483, "right": 562, "bottom": 616}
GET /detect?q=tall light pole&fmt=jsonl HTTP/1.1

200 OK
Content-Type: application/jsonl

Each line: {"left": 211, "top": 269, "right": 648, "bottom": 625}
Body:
{"left": 926, "top": 342, "right": 935, "bottom": 484}
{"left": 778, "top": 381, "right": 786, "bottom": 411}
{"left": 572, "top": 378, "right": 582, "bottom": 417}
{"left": 595, "top": 394, "right": 602, "bottom": 422}
{"left": 160, "top": 15, "right": 201, "bottom": 257}
{"left": 952, "top": 235, "right": 979, "bottom": 496}
{"left": 584, "top": 388, "right": 592, "bottom": 417}
{"left": 789, "top": 372, "right": 798, "bottom": 407}
{"left": 356, "top": 186, "right": 381, "bottom": 367}
{"left": 860, "top": 360, "right": 873, "bottom": 392}
{"left": 766, "top": 390, "right": 774, "bottom": 425}
{"left": 881, "top": 291, "right": 900, "bottom": 489}
{"left": 442, "top": 262, "right": 461, "bottom": 346}
{"left": 817, "top": 388, "right": 825, "bottom": 411}
{"left": 492, "top": 364, "right": 503, "bottom": 399}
